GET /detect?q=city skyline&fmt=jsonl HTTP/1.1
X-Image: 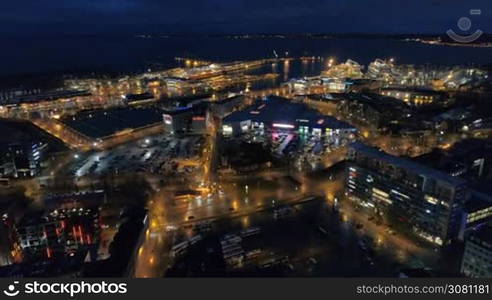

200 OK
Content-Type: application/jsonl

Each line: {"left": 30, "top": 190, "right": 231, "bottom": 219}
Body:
{"left": 1, "top": 0, "right": 492, "bottom": 283}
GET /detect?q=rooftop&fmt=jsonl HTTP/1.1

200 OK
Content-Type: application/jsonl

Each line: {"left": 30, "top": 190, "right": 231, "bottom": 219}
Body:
{"left": 61, "top": 106, "right": 163, "bottom": 139}
{"left": 349, "top": 142, "right": 466, "bottom": 187}
{"left": 341, "top": 93, "right": 411, "bottom": 114}
{"left": 465, "top": 191, "right": 492, "bottom": 213}
{"left": 224, "top": 96, "right": 354, "bottom": 129}
{"left": 470, "top": 225, "right": 492, "bottom": 245}
{"left": 123, "top": 92, "right": 154, "bottom": 103}
{"left": 214, "top": 95, "right": 243, "bottom": 105}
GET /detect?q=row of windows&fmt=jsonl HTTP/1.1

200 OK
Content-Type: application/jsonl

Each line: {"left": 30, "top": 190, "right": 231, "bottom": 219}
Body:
{"left": 463, "top": 262, "right": 492, "bottom": 277}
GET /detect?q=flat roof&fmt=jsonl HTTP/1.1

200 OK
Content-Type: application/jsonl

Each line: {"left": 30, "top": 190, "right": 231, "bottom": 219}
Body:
{"left": 162, "top": 106, "right": 194, "bottom": 115}
{"left": 214, "top": 95, "right": 243, "bottom": 105}
{"left": 224, "top": 96, "right": 354, "bottom": 129}
{"left": 349, "top": 142, "right": 466, "bottom": 187}
{"left": 224, "top": 96, "right": 305, "bottom": 123}
{"left": 62, "top": 106, "right": 163, "bottom": 139}
{"left": 470, "top": 225, "right": 492, "bottom": 245}
{"left": 465, "top": 192, "right": 492, "bottom": 213}
{"left": 124, "top": 92, "right": 154, "bottom": 102}
{"left": 472, "top": 180, "right": 492, "bottom": 198}
{"left": 341, "top": 93, "right": 411, "bottom": 114}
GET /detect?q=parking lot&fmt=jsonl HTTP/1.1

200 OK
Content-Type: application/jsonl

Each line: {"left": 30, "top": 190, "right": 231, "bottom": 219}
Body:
{"left": 232, "top": 130, "right": 353, "bottom": 170}
{"left": 66, "top": 134, "right": 205, "bottom": 178}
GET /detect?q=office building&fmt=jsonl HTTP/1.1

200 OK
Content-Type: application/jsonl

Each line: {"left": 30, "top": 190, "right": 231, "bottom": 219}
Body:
{"left": 379, "top": 88, "right": 449, "bottom": 107}
{"left": 461, "top": 191, "right": 492, "bottom": 235}
{"left": 13, "top": 208, "right": 99, "bottom": 261}
{"left": 163, "top": 102, "right": 209, "bottom": 134}
{"left": 346, "top": 142, "right": 469, "bottom": 245}
{"left": 461, "top": 225, "right": 492, "bottom": 278}
{"left": 0, "top": 142, "right": 46, "bottom": 178}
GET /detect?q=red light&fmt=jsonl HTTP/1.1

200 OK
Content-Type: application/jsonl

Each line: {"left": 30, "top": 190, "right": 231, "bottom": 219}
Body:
{"left": 78, "top": 225, "right": 84, "bottom": 244}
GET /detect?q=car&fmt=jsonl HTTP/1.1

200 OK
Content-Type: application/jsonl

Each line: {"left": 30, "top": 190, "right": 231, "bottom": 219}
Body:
{"left": 358, "top": 240, "right": 368, "bottom": 251}
{"left": 364, "top": 255, "right": 375, "bottom": 266}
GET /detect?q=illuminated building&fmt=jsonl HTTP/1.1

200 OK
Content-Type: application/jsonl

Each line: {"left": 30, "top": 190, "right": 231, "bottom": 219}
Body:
{"left": 163, "top": 102, "right": 209, "bottom": 134}
{"left": 122, "top": 92, "right": 155, "bottom": 106}
{"left": 366, "top": 58, "right": 398, "bottom": 83}
{"left": 416, "top": 138, "right": 490, "bottom": 180}
{"left": 346, "top": 142, "right": 468, "bottom": 246}
{"left": 0, "top": 88, "right": 42, "bottom": 102}
{"left": 0, "top": 89, "right": 90, "bottom": 106}
{"left": 379, "top": 88, "right": 449, "bottom": 107}
{"left": 365, "top": 59, "right": 488, "bottom": 91}
{"left": 210, "top": 95, "right": 246, "bottom": 119}
{"left": 60, "top": 106, "right": 164, "bottom": 148}
{"left": 0, "top": 89, "right": 92, "bottom": 118}
{"left": 286, "top": 77, "right": 352, "bottom": 94}
{"left": 0, "top": 142, "right": 47, "bottom": 178}
{"left": 163, "top": 77, "right": 196, "bottom": 93}
{"left": 163, "top": 108, "right": 191, "bottom": 134}
{"left": 12, "top": 207, "right": 99, "bottom": 261}
{"left": 286, "top": 78, "right": 312, "bottom": 94}
{"left": 461, "top": 191, "right": 492, "bottom": 236}
{"left": 322, "top": 59, "right": 363, "bottom": 79}
{"left": 321, "top": 78, "right": 352, "bottom": 92}
{"left": 461, "top": 225, "right": 492, "bottom": 278}
{"left": 221, "top": 96, "right": 356, "bottom": 140}
{"left": 337, "top": 93, "right": 413, "bottom": 128}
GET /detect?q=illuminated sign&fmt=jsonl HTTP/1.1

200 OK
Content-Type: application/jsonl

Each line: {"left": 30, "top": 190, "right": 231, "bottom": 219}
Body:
{"left": 163, "top": 114, "right": 173, "bottom": 125}
{"left": 222, "top": 125, "right": 233, "bottom": 135}
{"left": 272, "top": 123, "right": 295, "bottom": 129}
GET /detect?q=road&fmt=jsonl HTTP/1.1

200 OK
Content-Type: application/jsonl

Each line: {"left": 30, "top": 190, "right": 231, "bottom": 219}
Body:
{"left": 133, "top": 157, "right": 438, "bottom": 277}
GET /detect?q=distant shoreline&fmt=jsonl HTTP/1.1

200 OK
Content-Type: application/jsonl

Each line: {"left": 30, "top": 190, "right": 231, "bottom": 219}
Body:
{"left": 405, "top": 38, "right": 492, "bottom": 48}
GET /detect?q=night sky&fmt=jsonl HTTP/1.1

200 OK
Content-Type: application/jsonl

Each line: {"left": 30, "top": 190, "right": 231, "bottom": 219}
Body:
{"left": 1, "top": 0, "right": 491, "bottom": 35}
